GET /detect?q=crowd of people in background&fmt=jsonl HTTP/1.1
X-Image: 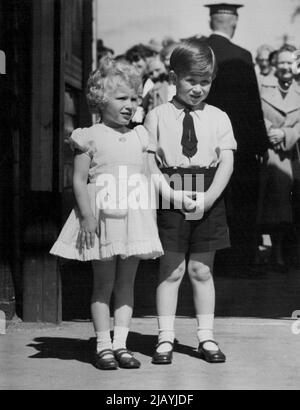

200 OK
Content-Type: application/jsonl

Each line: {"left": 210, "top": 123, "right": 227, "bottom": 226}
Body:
{"left": 96, "top": 32, "right": 300, "bottom": 277}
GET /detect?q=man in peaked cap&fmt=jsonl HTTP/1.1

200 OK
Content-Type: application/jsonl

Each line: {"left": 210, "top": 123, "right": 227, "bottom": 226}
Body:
{"left": 206, "top": 2, "right": 243, "bottom": 16}
{"left": 205, "top": 3, "right": 269, "bottom": 277}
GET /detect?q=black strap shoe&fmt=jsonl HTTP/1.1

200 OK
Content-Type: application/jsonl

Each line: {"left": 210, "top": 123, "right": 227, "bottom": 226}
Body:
{"left": 152, "top": 341, "right": 174, "bottom": 365}
{"left": 114, "top": 349, "right": 141, "bottom": 369}
{"left": 94, "top": 349, "right": 118, "bottom": 370}
{"left": 198, "top": 340, "right": 226, "bottom": 363}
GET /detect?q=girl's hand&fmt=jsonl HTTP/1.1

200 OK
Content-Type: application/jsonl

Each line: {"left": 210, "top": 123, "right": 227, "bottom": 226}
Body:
{"left": 183, "top": 191, "right": 197, "bottom": 212}
{"left": 184, "top": 192, "right": 205, "bottom": 221}
{"left": 173, "top": 190, "right": 196, "bottom": 211}
{"left": 78, "top": 215, "right": 99, "bottom": 250}
{"left": 190, "top": 191, "right": 216, "bottom": 214}
{"left": 268, "top": 128, "right": 285, "bottom": 146}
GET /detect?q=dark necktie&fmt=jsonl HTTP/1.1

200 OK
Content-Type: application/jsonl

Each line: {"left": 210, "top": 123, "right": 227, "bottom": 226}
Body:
{"left": 181, "top": 108, "right": 198, "bottom": 158}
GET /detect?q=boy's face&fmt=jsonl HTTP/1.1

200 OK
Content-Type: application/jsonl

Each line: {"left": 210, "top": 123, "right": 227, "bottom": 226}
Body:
{"left": 172, "top": 72, "right": 213, "bottom": 107}
{"left": 102, "top": 83, "right": 139, "bottom": 128}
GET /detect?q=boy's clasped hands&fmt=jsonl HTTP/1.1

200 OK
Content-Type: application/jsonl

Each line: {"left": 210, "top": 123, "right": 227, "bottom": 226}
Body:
{"left": 173, "top": 190, "right": 209, "bottom": 221}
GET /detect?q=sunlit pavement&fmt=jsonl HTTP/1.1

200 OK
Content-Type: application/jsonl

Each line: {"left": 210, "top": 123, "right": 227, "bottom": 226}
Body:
{"left": 1, "top": 311, "right": 300, "bottom": 390}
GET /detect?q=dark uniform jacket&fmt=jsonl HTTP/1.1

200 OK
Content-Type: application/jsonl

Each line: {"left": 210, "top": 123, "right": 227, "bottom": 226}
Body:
{"left": 207, "top": 34, "right": 269, "bottom": 159}
{"left": 206, "top": 34, "right": 269, "bottom": 264}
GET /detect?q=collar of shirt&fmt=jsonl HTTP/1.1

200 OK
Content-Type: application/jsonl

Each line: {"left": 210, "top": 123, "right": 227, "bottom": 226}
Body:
{"left": 169, "top": 100, "right": 205, "bottom": 121}
{"left": 212, "top": 30, "right": 232, "bottom": 41}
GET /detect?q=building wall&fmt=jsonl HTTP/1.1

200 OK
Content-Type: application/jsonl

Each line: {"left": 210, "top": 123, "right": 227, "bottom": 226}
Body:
{"left": 0, "top": 0, "right": 33, "bottom": 319}
{"left": 23, "top": 0, "right": 95, "bottom": 323}
{"left": 0, "top": 0, "right": 95, "bottom": 323}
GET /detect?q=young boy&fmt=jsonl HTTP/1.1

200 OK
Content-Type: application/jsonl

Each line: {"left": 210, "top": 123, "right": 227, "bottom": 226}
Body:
{"left": 145, "top": 39, "right": 237, "bottom": 364}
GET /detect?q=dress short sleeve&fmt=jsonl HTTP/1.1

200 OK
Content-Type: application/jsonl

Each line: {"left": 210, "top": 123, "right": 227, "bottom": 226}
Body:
{"left": 68, "top": 128, "right": 96, "bottom": 159}
{"left": 144, "top": 110, "right": 158, "bottom": 152}
{"left": 218, "top": 112, "right": 237, "bottom": 151}
{"left": 134, "top": 125, "right": 150, "bottom": 152}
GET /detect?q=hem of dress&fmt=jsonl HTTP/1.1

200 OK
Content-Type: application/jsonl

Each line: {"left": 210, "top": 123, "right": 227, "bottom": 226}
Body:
{"left": 50, "top": 240, "right": 164, "bottom": 262}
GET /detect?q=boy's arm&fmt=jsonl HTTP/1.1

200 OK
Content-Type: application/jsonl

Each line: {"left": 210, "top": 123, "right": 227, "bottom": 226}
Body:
{"left": 145, "top": 110, "right": 195, "bottom": 211}
{"left": 204, "top": 150, "right": 234, "bottom": 211}
{"left": 147, "top": 153, "right": 196, "bottom": 211}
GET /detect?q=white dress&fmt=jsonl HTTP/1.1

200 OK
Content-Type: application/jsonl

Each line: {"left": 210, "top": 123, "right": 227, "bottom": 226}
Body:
{"left": 50, "top": 124, "right": 164, "bottom": 261}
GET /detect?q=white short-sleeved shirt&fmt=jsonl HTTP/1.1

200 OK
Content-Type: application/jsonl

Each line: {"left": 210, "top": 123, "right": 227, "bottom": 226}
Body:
{"left": 144, "top": 101, "right": 237, "bottom": 168}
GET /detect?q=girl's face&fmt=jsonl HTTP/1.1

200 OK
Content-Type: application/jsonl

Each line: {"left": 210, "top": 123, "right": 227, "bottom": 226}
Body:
{"left": 172, "top": 72, "right": 213, "bottom": 107}
{"left": 102, "top": 83, "right": 139, "bottom": 129}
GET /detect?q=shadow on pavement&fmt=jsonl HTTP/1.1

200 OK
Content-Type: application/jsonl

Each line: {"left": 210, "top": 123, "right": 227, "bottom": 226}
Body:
{"left": 27, "top": 332, "right": 157, "bottom": 363}
{"left": 27, "top": 337, "right": 95, "bottom": 364}
{"left": 27, "top": 332, "right": 206, "bottom": 363}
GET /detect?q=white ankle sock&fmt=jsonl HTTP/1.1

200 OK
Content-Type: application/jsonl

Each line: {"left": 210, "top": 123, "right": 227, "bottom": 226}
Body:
{"left": 157, "top": 316, "right": 175, "bottom": 353}
{"left": 113, "top": 326, "right": 129, "bottom": 351}
{"left": 113, "top": 326, "right": 132, "bottom": 358}
{"left": 96, "top": 330, "right": 113, "bottom": 354}
{"left": 196, "top": 314, "right": 218, "bottom": 351}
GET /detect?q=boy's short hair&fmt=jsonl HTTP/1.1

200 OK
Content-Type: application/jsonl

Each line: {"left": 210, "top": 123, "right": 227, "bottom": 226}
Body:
{"left": 86, "top": 57, "right": 142, "bottom": 114}
{"left": 170, "top": 39, "right": 217, "bottom": 78}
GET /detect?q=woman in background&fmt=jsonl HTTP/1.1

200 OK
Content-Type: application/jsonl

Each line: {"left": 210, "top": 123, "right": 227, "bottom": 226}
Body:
{"left": 258, "top": 45, "right": 300, "bottom": 272}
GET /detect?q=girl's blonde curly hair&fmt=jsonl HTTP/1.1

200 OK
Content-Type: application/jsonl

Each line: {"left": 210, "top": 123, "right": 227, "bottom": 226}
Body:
{"left": 86, "top": 57, "right": 142, "bottom": 115}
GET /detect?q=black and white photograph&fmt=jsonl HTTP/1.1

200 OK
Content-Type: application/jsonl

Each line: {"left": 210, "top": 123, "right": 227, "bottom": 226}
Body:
{"left": 0, "top": 0, "right": 300, "bottom": 393}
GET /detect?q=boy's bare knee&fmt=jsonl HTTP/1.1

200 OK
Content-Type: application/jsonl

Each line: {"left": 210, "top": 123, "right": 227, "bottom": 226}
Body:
{"left": 188, "top": 262, "right": 212, "bottom": 282}
{"left": 164, "top": 264, "right": 186, "bottom": 283}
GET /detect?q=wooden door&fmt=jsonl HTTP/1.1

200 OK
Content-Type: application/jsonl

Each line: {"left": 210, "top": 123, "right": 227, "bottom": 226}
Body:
{"left": 59, "top": 0, "right": 94, "bottom": 320}
{"left": 23, "top": 0, "right": 93, "bottom": 323}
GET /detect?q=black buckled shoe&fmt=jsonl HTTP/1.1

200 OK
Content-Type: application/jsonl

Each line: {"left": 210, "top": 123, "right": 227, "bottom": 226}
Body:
{"left": 198, "top": 340, "right": 226, "bottom": 363}
{"left": 94, "top": 349, "right": 118, "bottom": 370}
{"left": 152, "top": 341, "right": 174, "bottom": 365}
{"left": 114, "top": 349, "right": 141, "bottom": 369}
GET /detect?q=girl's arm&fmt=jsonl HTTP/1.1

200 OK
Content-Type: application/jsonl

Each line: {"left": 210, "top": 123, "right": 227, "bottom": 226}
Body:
{"left": 204, "top": 150, "right": 234, "bottom": 211}
{"left": 147, "top": 153, "right": 196, "bottom": 211}
{"left": 73, "top": 152, "right": 99, "bottom": 249}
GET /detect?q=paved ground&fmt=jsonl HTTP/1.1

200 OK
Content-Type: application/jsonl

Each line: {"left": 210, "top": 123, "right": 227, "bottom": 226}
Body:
{"left": 1, "top": 316, "right": 300, "bottom": 390}
{"left": 2, "top": 258, "right": 300, "bottom": 391}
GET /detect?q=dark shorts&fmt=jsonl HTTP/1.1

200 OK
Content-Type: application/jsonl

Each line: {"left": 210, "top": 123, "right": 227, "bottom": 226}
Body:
{"left": 157, "top": 167, "right": 230, "bottom": 254}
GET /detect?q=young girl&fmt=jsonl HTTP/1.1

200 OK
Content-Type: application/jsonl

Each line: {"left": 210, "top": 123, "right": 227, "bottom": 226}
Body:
{"left": 145, "top": 39, "right": 237, "bottom": 364}
{"left": 50, "top": 58, "right": 194, "bottom": 370}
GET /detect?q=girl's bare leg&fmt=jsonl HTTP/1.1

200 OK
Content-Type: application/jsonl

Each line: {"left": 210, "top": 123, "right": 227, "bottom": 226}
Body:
{"left": 92, "top": 259, "right": 117, "bottom": 354}
{"left": 113, "top": 257, "right": 140, "bottom": 354}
